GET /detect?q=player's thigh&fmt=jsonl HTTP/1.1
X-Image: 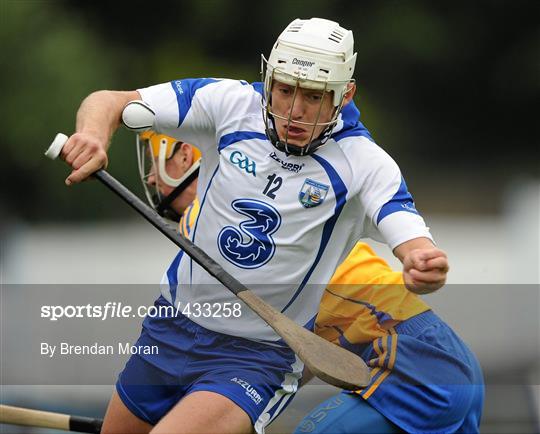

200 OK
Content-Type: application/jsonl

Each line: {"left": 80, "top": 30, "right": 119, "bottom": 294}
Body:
{"left": 151, "top": 390, "right": 253, "bottom": 434}
{"left": 293, "top": 392, "right": 403, "bottom": 434}
{"left": 101, "top": 390, "right": 153, "bottom": 434}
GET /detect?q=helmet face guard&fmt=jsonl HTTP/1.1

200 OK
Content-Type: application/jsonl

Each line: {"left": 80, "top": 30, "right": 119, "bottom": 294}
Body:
{"left": 261, "top": 56, "right": 351, "bottom": 156}
{"left": 261, "top": 18, "right": 357, "bottom": 156}
{"left": 136, "top": 131, "right": 200, "bottom": 220}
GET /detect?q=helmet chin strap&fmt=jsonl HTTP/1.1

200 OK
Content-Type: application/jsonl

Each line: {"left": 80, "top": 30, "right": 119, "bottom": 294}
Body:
{"left": 153, "top": 195, "right": 182, "bottom": 222}
{"left": 265, "top": 115, "right": 333, "bottom": 156}
{"left": 155, "top": 164, "right": 200, "bottom": 220}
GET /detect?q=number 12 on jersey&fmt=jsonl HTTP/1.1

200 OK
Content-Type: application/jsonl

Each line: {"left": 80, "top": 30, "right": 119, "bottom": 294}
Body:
{"left": 263, "top": 174, "right": 283, "bottom": 199}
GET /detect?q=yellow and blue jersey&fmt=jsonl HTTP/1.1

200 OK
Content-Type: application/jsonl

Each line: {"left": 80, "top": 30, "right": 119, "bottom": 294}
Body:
{"left": 312, "top": 247, "right": 483, "bottom": 433}
{"left": 316, "top": 242, "right": 430, "bottom": 346}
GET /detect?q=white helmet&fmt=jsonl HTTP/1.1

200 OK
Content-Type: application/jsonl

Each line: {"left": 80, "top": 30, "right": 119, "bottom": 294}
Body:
{"left": 262, "top": 18, "right": 357, "bottom": 155}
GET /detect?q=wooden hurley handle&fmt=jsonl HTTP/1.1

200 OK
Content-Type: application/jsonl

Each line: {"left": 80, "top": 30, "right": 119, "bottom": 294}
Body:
{"left": 1, "top": 404, "right": 70, "bottom": 430}
{"left": 0, "top": 404, "right": 102, "bottom": 433}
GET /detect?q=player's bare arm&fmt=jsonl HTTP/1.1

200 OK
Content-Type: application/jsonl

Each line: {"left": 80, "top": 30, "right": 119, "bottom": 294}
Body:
{"left": 63, "top": 90, "right": 141, "bottom": 185}
{"left": 393, "top": 237, "right": 449, "bottom": 294}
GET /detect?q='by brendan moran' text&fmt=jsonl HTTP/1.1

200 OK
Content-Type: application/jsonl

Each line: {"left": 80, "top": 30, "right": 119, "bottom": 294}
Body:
{"left": 40, "top": 342, "right": 159, "bottom": 358}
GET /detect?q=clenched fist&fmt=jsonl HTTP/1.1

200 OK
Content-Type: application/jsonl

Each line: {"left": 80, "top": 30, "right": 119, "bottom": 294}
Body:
{"left": 402, "top": 248, "right": 449, "bottom": 294}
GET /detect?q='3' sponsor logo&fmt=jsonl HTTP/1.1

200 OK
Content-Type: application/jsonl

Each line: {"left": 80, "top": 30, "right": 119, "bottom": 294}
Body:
{"left": 218, "top": 199, "right": 281, "bottom": 269}
{"left": 230, "top": 151, "right": 256, "bottom": 177}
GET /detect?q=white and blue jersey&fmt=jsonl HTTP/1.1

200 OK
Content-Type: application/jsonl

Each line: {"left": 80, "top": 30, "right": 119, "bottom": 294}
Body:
{"left": 138, "top": 79, "right": 433, "bottom": 342}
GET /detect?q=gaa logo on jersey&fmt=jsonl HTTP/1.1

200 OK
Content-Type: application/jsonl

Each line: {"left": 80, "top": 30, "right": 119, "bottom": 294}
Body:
{"left": 298, "top": 179, "right": 329, "bottom": 208}
{"left": 230, "top": 151, "right": 256, "bottom": 177}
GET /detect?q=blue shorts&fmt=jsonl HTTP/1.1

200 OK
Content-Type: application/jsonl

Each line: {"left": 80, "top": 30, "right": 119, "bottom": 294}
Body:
{"left": 116, "top": 296, "right": 303, "bottom": 433}
{"left": 295, "top": 311, "right": 484, "bottom": 434}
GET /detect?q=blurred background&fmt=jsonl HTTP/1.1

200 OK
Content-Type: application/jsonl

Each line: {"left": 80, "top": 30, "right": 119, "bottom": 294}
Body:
{"left": 1, "top": 0, "right": 539, "bottom": 433}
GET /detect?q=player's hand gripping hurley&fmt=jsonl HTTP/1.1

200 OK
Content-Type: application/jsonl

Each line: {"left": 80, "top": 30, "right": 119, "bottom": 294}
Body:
{"left": 46, "top": 110, "right": 370, "bottom": 391}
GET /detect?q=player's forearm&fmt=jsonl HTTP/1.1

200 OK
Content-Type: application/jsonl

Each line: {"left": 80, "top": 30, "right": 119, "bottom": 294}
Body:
{"left": 62, "top": 90, "right": 141, "bottom": 185}
{"left": 76, "top": 90, "right": 141, "bottom": 147}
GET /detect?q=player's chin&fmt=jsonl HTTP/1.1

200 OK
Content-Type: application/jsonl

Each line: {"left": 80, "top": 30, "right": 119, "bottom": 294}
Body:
{"left": 277, "top": 132, "right": 310, "bottom": 147}
{"left": 286, "top": 137, "right": 310, "bottom": 147}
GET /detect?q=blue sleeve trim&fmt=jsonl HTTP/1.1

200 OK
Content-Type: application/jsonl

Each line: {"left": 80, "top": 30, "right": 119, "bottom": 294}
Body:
{"left": 170, "top": 78, "right": 220, "bottom": 127}
{"left": 250, "top": 81, "right": 264, "bottom": 97}
{"left": 281, "top": 154, "right": 349, "bottom": 313}
{"left": 376, "top": 176, "right": 419, "bottom": 225}
{"left": 332, "top": 123, "right": 373, "bottom": 142}
{"left": 218, "top": 131, "right": 267, "bottom": 152}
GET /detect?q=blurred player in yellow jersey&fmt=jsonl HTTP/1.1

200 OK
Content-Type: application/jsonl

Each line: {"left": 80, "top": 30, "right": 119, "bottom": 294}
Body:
{"left": 136, "top": 130, "right": 201, "bottom": 223}
{"left": 133, "top": 131, "right": 484, "bottom": 434}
